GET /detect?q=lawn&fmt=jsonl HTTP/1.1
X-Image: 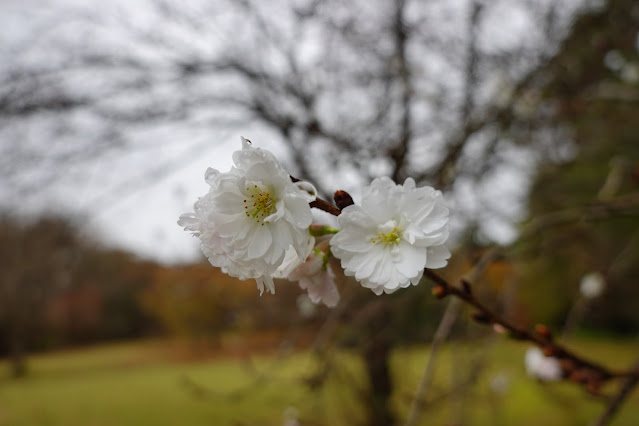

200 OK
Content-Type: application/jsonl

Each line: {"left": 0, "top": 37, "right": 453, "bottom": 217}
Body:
{"left": 0, "top": 337, "right": 637, "bottom": 425}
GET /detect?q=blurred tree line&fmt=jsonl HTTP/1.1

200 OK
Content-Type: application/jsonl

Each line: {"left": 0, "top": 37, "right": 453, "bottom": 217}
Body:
{"left": 0, "top": 215, "right": 331, "bottom": 377}
{"left": 515, "top": 0, "right": 639, "bottom": 334}
{"left": 0, "top": 216, "right": 155, "bottom": 376}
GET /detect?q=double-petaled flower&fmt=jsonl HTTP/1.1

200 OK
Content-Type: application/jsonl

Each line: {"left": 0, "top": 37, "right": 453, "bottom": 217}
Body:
{"left": 178, "top": 137, "right": 316, "bottom": 294}
{"left": 330, "top": 177, "right": 450, "bottom": 295}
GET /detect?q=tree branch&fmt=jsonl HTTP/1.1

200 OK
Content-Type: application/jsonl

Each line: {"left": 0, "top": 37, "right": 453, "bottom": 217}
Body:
{"left": 591, "top": 358, "right": 639, "bottom": 426}
{"left": 424, "top": 269, "right": 639, "bottom": 396}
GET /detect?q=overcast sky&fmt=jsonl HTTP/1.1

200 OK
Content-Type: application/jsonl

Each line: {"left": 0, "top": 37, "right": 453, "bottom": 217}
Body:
{"left": 1, "top": 0, "right": 587, "bottom": 265}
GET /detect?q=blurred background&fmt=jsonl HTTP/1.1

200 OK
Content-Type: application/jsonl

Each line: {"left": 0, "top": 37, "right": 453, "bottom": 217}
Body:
{"left": 1, "top": 0, "right": 638, "bottom": 425}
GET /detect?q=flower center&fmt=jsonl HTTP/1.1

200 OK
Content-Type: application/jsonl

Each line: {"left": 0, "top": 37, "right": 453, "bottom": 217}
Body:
{"left": 244, "top": 184, "right": 276, "bottom": 225}
{"left": 371, "top": 227, "right": 402, "bottom": 246}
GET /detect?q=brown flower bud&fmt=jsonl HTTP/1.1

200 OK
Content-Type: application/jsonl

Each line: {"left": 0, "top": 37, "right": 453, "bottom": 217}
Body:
{"left": 541, "top": 345, "right": 557, "bottom": 357}
{"left": 432, "top": 285, "right": 448, "bottom": 299}
{"left": 569, "top": 369, "right": 588, "bottom": 384}
{"left": 334, "top": 190, "right": 354, "bottom": 209}
{"left": 560, "top": 358, "right": 576, "bottom": 374}
{"left": 586, "top": 379, "right": 602, "bottom": 395}
{"left": 535, "top": 324, "right": 553, "bottom": 341}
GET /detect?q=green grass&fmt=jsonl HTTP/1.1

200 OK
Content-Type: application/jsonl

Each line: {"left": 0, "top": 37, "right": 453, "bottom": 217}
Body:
{"left": 0, "top": 337, "right": 637, "bottom": 425}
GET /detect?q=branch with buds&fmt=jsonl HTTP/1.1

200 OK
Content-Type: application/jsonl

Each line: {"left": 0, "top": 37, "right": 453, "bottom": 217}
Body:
{"left": 181, "top": 139, "right": 638, "bottom": 425}
{"left": 424, "top": 269, "right": 637, "bottom": 392}
{"left": 311, "top": 187, "right": 639, "bottom": 415}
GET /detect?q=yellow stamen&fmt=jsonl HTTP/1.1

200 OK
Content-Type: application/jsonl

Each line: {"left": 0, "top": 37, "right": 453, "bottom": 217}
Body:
{"left": 243, "top": 184, "right": 276, "bottom": 224}
{"left": 371, "top": 227, "right": 402, "bottom": 246}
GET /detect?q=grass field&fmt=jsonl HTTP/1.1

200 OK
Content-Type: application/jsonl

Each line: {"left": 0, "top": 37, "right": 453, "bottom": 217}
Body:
{"left": 0, "top": 337, "right": 637, "bottom": 426}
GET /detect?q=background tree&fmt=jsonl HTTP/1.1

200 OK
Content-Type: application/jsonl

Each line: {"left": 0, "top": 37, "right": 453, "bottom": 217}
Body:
{"left": 515, "top": 0, "right": 639, "bottom": 332}
{"left": 140, "top": 264, "right": 317, "bottom": 352}
{"left": 0, "top": 216, "right": 79, "bottom": 377}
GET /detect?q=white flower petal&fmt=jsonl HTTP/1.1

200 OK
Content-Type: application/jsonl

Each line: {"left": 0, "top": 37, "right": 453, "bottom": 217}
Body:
{"left": 256, "top": 274, "right": 276, "bottom": 295}
{"left": 177, "top": 213, "right": 200, "bottom": 235}
{"left": 247, "top": 226, "right": 272, "bottom": 259}
{"left": 370, "top": 286, "right": 385, "bottom": 295}
{"left": 425, "top": 245, "right": 451, "bottom": 269}
{"left": 294, "top": 181, "right": 317, "bottom": 201}
{"left": 284, "top": 195, "right": 314, "bottom": 228}
{"left": 395, "top": 242, "right": 424, "bottom": 274}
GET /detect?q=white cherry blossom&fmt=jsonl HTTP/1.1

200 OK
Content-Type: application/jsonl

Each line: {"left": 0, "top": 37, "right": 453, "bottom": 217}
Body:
{"left": 330, "top": 177, "right": 450, "bottom": 295}
{"left": 579, "top": 272, "right": 605, "bottom": 299}
{"left": 178, "top": 137, "right": 316, "bottom": 294}
{"left": 524, "top": 347, "right": 562, "bottom": 381}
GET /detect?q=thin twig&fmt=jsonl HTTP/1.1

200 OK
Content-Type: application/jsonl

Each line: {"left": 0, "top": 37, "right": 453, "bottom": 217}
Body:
{"left": 404, "top": 298, "right": 462, "bottom": 426}
{"left": 590, "top": 358, "right": 639, "bottom": 426}
{"left": 310, "top": 198, "right": 342, "bottom": 216}
{"left": 424, "top": 269, "right": 638, "bottom": 394}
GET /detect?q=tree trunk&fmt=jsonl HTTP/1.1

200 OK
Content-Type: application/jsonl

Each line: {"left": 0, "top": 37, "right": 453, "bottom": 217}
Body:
{"left": 364, "top": 337, "right": 394, "bottom": 426}
{"left": 10, "top": 337, "right": 27, "bottom": 378}
{"left": 362, "top": 304, "right": 395, "bottom": 426}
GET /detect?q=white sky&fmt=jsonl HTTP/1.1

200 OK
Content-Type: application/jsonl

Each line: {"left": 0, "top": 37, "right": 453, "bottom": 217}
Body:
{"left": 0, "top": 0, "right": 587, "bottom": 265}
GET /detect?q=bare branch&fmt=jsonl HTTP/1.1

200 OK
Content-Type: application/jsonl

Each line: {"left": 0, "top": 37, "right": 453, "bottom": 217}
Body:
{"left": 425, "top": 269, "right": 638, "bottom": 395}
{"left": 591, "top": 358, "right": 639, "bottom": 426}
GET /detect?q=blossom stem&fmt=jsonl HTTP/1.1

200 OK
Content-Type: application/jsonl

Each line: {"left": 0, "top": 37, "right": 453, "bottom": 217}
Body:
{"left": 309, "top": 225, "right": 340, "bottom": 237}
{"left": 289, "top": 176, "right": 343, "bottom": 216}
{"left": 309, "top": 198, "right": 342, "bottom": 216}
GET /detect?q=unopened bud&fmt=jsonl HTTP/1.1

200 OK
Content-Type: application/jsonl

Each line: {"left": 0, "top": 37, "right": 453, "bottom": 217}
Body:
{"left": 560, "top": 359, "right": 576, "bottom": 374}
{"left": 310, "top": 223, "right": 326, "bottom": 236}
{"left": 541, "top": 345, "right": 557, "bottom": 357}
{"left": 586, "top": 379, "right": 602, "bottom": 395}
{"left": 535, "top": 324, "right": 553, "bottom": 341}
{"left": 569, "top": 369, "right": 588, "bottom": 384}
{"left": 432, "top": 285, "right": 448, "bottom": 299}
{"left": 334, "top": 190, "right": 354, "bottom": 210}
{"left": 309, "top": 224, "right": 339, "bottom": 237}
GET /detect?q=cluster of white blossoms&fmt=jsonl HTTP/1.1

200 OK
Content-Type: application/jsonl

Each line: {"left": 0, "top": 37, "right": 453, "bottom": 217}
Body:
{"left": 179, "top": 138, "right": 450, "bottom": 305}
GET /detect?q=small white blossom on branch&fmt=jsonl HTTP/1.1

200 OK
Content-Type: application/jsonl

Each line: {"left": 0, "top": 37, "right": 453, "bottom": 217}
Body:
{"left": 525, "top": 347, "right": 562, "bottom": 382}
{"left": 178, "top": 137, "right": 316, "bottom": 294}
{"left": 580, "top": 271, "right": 605, "bottom": 299}
{"left": 330, "top": 177, "right": 450, "bottom": 295}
